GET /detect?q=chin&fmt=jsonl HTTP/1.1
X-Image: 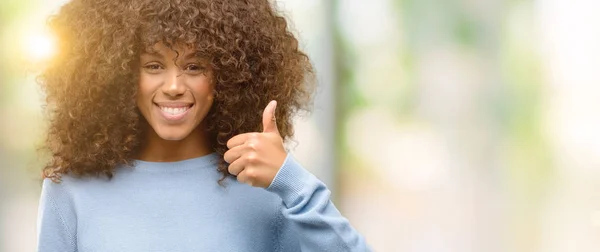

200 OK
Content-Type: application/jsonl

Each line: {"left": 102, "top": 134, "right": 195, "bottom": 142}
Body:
{"left": 155, "top": 129, "right": 192, "bottom": 141}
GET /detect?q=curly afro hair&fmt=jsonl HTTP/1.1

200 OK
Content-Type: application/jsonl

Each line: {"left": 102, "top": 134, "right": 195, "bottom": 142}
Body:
{"left": 39, "top": 0, "right": 315, "bottom": 182}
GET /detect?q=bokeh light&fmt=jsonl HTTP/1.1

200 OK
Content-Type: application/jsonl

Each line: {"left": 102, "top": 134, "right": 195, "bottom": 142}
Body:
{"left": 23, "top": 31, "right": 56, "bottom": 63}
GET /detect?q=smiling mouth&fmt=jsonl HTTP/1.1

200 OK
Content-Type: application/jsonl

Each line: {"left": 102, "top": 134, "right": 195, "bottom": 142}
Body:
{"left": 159, "top": 105, "right": 192, "bottom": 115}
{"left": 154, "top": 103, "right": 194, "bottom": 121}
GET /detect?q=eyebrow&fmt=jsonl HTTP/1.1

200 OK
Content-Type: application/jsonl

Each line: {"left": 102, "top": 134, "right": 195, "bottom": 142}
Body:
{"left": 141, "top": 50, "right": 202, "bottom": 61}
{"left": 183, "top": 52, "right": 202, "bottom": 60}
{"left": 141, "top": 50, "right": 164, "bottom": 58}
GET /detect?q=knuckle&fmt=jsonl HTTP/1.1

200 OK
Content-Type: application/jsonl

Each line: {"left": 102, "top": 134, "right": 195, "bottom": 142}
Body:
{"left": 246, "top": 153, "right": 257, "bottom": 164}
{"left": 245, "top": 169, "right": 257, "bottom": 180}
{"left": 247, "top": 141, "right": 257, "bottom": 150}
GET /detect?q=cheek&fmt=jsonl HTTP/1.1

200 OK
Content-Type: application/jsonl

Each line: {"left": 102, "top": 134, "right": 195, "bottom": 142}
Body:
{"left": 190, "top": 77, "right": 215, "bottom": 102}
{"left": 136, "top": 75, "right": 158, "bottom": 105}
{"left": 197, "top": 86, "right": 214, "bottom": 101}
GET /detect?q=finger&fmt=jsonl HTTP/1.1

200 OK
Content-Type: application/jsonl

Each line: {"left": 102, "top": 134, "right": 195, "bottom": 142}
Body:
{"left": 262, "top": 100, "right": 278, "bottom": 133}
{"left": 226, "top": 132, "right": 255, "bottom": 149}
{"left": 236, "top": 169, "right": 249, "bottom": 185}
{"left": 236, "top": 168, "right": 257, "bottom": 187}
{"left": 227, "top": 156, "right": 246, "bottom": 176}
{"left": 223, "top": 144, "right": 245, "bottom": 164}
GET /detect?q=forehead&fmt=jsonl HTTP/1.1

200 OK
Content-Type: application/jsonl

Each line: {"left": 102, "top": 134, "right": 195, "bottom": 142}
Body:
{"left": 141, "top": 42, "right": 201, "bottom": 57}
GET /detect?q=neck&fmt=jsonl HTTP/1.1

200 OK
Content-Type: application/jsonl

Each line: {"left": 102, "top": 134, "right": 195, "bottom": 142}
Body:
{"left": 136, "top": 123, "right": 213, "bottom": 162}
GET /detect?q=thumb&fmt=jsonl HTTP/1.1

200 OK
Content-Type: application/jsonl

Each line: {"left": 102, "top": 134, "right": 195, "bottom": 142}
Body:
{"left": 262, "top": 100, "right": 278, "bottom": 133}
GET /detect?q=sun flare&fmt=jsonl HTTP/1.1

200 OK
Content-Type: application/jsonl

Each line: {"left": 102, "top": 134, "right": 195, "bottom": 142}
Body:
{"left": 23, "top": 32, "right": 56, "bottom": 62}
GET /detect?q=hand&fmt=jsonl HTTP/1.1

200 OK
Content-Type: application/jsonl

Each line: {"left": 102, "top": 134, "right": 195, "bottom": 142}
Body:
{"left": 224, "top": 100, "right": 287, "bottom": 188}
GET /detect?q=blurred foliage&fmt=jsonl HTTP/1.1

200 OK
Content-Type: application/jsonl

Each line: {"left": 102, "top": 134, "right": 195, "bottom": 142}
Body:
{"left": 334, "top": 0, "right": 552, "bottom": 250}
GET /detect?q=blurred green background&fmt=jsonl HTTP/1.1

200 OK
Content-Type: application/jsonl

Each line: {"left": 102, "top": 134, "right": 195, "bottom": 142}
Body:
{"left": 2, "top": 0, "right": 600, "bottom": 251}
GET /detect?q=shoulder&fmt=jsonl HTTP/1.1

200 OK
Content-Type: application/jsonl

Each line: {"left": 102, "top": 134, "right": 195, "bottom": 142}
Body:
{"left": 41, "top": 176, "right": 73, "bottom": 198}
{"left": 42, "top": 172, "right": 98, "bottom": 191}
{"left": 40, "top": 172, "right": 109, "bottom": 205}
{"left": 39, "top": 177, "right": 79, "bottom": 227}
{"left": 40, "top": 175, "right": 80, "bottom": 207}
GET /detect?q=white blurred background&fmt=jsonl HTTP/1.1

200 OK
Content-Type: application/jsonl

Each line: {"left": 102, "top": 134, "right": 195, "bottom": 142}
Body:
{"left": 2, "top": 0, "right": 600, "bottom": 251}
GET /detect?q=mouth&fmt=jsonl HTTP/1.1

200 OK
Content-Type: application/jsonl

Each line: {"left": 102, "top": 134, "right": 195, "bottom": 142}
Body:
{"left": 154, "top": 102, "right": 194, "bottom": 122}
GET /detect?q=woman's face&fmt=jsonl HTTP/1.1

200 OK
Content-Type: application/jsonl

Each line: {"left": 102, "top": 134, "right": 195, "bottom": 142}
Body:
{"left": 137, "top": 43, "right": 214, "bottom": 141}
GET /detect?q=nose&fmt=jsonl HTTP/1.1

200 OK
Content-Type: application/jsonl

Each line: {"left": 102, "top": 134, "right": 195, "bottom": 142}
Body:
{"left": 161, "top": 70, "right": 186, "bottom": 97}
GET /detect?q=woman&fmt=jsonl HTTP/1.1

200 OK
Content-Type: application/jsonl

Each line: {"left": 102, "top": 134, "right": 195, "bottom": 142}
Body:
{"left": 37, "top": 0, "right": 370, "bottom": 251}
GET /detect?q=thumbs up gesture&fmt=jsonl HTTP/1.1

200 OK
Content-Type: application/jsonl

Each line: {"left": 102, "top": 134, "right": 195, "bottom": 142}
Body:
{"left": 224, "top": 100, "right": 287, "bottom": 188}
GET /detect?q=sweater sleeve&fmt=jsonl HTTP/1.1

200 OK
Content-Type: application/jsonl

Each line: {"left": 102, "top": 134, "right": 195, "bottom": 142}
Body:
{"left": 266, "top": 155, "right": 371, "bottom": 251}
{"left": 37, "top": 178, "right": 77, "bottom": 252}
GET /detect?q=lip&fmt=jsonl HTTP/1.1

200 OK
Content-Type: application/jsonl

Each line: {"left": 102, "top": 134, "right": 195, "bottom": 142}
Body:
{"left": 154, "top": 103, "right": 194, "bottom": 122}
{"left": 154, "top": 102, "right": 194, "bottom": 107}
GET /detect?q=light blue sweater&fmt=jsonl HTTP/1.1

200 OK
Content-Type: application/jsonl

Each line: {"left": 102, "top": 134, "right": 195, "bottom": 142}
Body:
{"left": 37, "top": 153, "right": 370, "bottom": 251}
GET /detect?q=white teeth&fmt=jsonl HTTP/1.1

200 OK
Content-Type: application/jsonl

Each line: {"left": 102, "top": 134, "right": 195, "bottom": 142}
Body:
{"left": 160, "top": 106, "right": 190, "bottom": 115}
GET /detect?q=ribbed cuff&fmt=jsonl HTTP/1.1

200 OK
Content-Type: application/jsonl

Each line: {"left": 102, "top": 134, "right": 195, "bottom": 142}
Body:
{"left": 266, "top": 154, "right": 314, "bottom": 206}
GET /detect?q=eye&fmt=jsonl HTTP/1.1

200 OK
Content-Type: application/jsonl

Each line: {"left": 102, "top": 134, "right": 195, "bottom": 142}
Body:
{"left": 143, "top": 63, "right": 164, "bottom": 73}
{"left": 184, "top": 64, "right": 206, "bottom": 74}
